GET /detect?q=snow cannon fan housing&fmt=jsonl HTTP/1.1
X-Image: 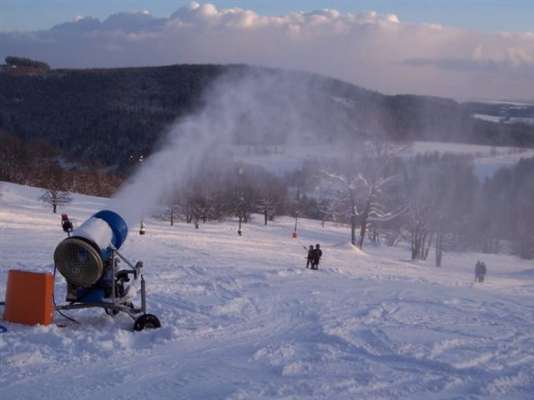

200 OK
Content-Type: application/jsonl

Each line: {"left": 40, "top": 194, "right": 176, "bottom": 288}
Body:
{"left": 54, "top": 210, "right": 128, "bottom": 288}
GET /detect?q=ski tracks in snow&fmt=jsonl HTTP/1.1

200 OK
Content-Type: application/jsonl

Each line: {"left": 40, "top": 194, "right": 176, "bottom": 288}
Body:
{"left": 2, "top": 182, "right": 534, "bottom": 399}
{"left": 2, "top": 261, "right": 534, "bottom": 399}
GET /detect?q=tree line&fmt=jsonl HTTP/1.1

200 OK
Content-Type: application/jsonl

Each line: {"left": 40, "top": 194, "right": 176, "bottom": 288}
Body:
{"left": 3, "top": 63, "right": 534, "bottom": 175}
{"left": 2, "top": 129, "right": 534, "bottom": 263}
{"left": 155, "top": 141, "right": 534, "bottom": 265}
{"left": 0, "top": 132, "right": 122, "bottom": 212}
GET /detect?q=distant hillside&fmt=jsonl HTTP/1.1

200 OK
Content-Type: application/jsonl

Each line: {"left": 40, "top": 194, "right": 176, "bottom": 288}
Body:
{"left": 0, "top": 64, "right": 228, "bottom": 171}
{"left": 1, "top": 63, "right": 534, "bottom": 171}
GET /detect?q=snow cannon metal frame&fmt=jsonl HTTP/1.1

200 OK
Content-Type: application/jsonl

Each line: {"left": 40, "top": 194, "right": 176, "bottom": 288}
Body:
{"left": 53, "top": 210, "right": 161, "bottom": 331}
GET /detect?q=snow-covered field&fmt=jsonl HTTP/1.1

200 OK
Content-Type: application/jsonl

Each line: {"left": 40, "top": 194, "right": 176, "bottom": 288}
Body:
{"left": 409, "top": 141, "right": 534, "bottom": 179}
{"left": 234, "top": 141, "right": 534, "bottom": 180}
{"left": 473, "top": 113, "right": 534, "bottom": 126}
{"left": 1, "top": 182, "right": 534, "bottom": 399}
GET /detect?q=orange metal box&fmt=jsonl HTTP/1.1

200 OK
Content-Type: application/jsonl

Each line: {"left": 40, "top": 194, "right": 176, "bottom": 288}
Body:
{"left": 3, "top": 270, "right": 54, "bottom": 326}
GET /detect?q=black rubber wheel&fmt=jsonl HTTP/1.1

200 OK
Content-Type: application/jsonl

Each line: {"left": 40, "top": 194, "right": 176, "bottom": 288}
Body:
{"left": 133, "top": 314, "right": 161, "bottom": 331}
{"left": 105, "top": 307, "right": 120, "bottom": 316}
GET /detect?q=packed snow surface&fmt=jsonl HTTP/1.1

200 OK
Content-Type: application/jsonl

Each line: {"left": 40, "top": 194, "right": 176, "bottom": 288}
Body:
{"left": 1, "top": 182, "right": 534, "bottom": 399}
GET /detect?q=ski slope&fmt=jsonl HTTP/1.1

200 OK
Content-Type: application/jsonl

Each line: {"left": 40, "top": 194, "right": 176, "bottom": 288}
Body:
{"left": 1, "top": 182, "right": 534, "bottom": 399}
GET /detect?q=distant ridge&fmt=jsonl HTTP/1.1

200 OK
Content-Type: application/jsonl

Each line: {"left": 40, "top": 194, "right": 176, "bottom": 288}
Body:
{"left": 1, "top": 63, "right": 534, "bottom": 171}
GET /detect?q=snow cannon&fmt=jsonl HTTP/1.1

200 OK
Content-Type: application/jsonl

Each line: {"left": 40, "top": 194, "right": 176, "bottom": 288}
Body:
{"left": 54, "top": 210, "right": 127, "bottom": 287}
{"left": 53, "top": 210, "right": 161, "bottom": 331}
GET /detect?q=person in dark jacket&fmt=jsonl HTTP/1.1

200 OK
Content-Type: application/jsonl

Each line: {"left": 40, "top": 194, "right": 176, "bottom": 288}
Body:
{"left": 306, "top": 245, "right": 314, "bottom": 269}
{"left": 61, "top": 214, "right": 73, "bottom": 236}
{"left": 475, "top": 261, "right": 482, "bottom": 282}
{"left": 312, "top": 244, "right": 322, "bottom": 270}
{"left": 475, "top": 260, "right": 487, "bottom": 283}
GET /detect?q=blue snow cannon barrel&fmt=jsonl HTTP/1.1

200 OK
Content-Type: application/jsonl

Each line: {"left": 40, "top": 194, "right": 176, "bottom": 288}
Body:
{"left": 54, "top": 210, "right": 128, "bottom": 288}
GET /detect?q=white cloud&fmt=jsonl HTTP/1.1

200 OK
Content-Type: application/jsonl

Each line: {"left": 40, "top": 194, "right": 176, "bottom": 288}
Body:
{"left": 1, "top": 2, "right": 534, "bottom": 99}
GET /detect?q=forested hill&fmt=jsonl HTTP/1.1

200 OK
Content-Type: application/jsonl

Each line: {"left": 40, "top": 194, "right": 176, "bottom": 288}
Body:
{"left": 1, "top": 63, "right": 534, "bottom": 171}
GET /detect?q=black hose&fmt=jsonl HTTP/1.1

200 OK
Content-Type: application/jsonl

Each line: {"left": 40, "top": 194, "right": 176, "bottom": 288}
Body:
{"left": 52, "top": 265, "right": 79, "bottom": 325}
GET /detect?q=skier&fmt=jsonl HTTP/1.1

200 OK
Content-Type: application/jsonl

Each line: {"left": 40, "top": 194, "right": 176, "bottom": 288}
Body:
{"left": 475, "top": 260, "right": 487, "bottom": 283}
{"left": 475, "top": 261, "right": 482, "bottom": 282}
{"left": 61, "top": 214, "right": 73, "bottom": 236}
{"left": 312, "top": 244, "right": 322, "bottom": 270}
{"left": 306, "top": 245, "right": 314, "bottom": 268}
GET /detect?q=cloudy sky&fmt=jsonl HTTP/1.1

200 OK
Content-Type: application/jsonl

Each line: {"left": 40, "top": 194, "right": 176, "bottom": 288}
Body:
{"left": 1, "top": 1, "right": 534, "bottom": 100}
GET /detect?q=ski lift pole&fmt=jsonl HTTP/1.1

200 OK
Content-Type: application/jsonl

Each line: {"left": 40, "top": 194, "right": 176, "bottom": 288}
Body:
{"left": 237, "top": 166, "right": 245, "bottom": 236}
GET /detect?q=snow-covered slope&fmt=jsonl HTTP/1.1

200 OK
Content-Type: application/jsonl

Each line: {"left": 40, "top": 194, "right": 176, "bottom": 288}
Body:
{"left": 1, "top": 182, "right": 534, "bottom": 399}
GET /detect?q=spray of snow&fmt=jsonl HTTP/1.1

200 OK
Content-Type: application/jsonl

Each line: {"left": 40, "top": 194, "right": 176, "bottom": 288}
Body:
{"left": 109, "top": 68, "right": 355, "bottom": 226}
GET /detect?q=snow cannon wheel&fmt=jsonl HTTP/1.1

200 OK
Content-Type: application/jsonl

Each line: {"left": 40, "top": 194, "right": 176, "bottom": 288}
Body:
{"left": 133, "top": 314, "right": 161, "bottom": 331}
{"left": 105, "top": 307, "right": 120, "bottom": 317}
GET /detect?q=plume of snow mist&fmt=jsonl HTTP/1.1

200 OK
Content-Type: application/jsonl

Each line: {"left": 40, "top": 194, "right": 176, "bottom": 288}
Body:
{"left": 109, "top": 67, "right": 357, "bottom": 226}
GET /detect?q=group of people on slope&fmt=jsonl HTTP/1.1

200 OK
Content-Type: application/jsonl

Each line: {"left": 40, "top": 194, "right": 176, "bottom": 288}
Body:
{"left": 306, "top": 244, "right": 322, "bottom": 270}
{"left": 58, "top": 213, "right": 491, "bottom": 282}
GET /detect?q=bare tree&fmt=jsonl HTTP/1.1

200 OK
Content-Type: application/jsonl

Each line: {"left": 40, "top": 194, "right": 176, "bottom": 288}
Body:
{"left": 187, "top": 188, "right": 213, "bottom": 228}
{"left": 161, "top": 201, "right": 181, "bottom": 226}
{"left": 39, "top": 163, "right": 72, "bottom": 213}
{"left": 406, "top": 195, "right": 434, "bottom": 261}
{"left": 316, "top": 198, "right": 333, "bottom": 227}
{"left": 403, "top": 153, "right": 477, "bottom": 265}
{"left": 256, "top": 175, "right": 286, "bottom": 225}
{"left": 403, "top": 158, "right": 444, "bottom": 261}
{"left": 159, "top": 187, "right": 185, "bottom": 226}
{"left": 257, "top": 196, "right": 277, "bottom": 225}
{"left": 323, "top": 140, "right": 406, "bottom": 248}
{"left": 40, "top": 189, "right": 72, "bottom": 214}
